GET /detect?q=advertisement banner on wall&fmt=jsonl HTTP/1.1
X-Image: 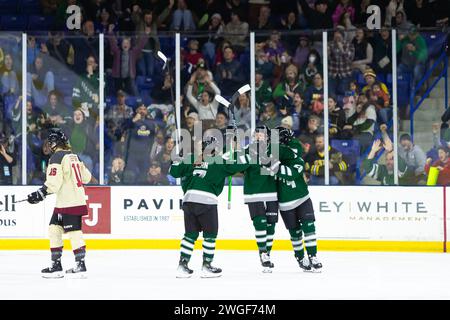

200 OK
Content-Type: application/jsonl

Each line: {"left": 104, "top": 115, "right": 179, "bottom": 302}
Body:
{"left": 82, "top": 186, "right": 111, "bottom": 234}
{"left": 110, "top": 186, "right": 445, "bottom": 242}
{"left": 309, "top": 186, "right": 444, "bottom": 241}
{"left": 0, "top": 186, "right": 46, "bottom": 237}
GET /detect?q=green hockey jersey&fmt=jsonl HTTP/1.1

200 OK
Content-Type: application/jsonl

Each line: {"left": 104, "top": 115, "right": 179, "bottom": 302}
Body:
{"left": 275, "top": 139, "right": 310, "bottom": 211}
{"left": 238, "top": 142, "right": 297, "bottom": 203}
{"left": 169, "top": 154, "right": 248, "bottom": 205}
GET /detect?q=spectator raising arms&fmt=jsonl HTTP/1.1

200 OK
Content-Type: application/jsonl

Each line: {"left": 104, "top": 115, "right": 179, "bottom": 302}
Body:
{"left": 108, "top": 24, "right": 149, "bottom": 96}
{"left": 186, "top": 74, "right": 221, "bottom": 122}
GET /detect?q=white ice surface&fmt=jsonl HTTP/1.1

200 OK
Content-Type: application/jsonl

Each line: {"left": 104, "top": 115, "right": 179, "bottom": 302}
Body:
{"left": 1, "top": 250, "right": 450, "bottom": 300}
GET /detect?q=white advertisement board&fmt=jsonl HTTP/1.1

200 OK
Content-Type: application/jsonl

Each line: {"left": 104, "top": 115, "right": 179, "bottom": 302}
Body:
{"left": 0, "top": 186, "right": 46, "bottom": 238}
{"left": 0, "top": 185, "right": 445, "bottom": 243}
{"left": 110, "top": 186, "right": 445, "bottom": 242}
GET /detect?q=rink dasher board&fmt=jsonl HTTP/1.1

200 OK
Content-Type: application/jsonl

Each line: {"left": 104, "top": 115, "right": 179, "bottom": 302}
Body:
{"left": 0, "top": 186, "right": 448, "bottom": 252}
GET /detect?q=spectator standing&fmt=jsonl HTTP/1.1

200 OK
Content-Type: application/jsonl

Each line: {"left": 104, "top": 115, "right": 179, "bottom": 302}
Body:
{"left": 328, "top": 30, "right": 355, "bottom": 98}
{"left": 132, "top": 5, "right": 171, "bottom": 77}
{"left": 201, "top": 13, "right": 225, "bottom": 68}
{"left": 214, "top": 47, "right": 245, "bottom": 97}
{"left": 124, "top": 103, "right": 158, "bottom": 181}
{"left": 223, "top": 11, "right": 249, "bottom": 55}
{"left": 69, "top": 20, "right": 100, "bottom": 75}
{"left": 298, "top": 0, "right": 334, "bottom": 30}
{"left": 397, "top": 27, "right": 428, "bottom": 92}
{"left": 0, "top": 132, "right": 17, "bottom": 185}
{"left": 72, "top": 55, "right": 100, "bottom": 119}
{"left": 108, "top": 24, "right": 149, "bottom": 96}
{"left": 170, "top": 0, "right": 197, "bottom": 31}
{"left": 1, "top": 54, "right": 19, "bottom": 95}
{"left": 332, "top": 0, "right": 356, "bottom": 27}
{"left": 371, "top": 27, "right": 392, "bottom": 79}
{"left": 292, "top": 36, "right": 311, "bottom": 71}
{"left": 404, "top": 0, "right": 433, "bottom": 28}
{"left": 351, "top": 28, "right": 373, "bottom": 75}
{"left": 105, "top": 90, "right": 134, "bottom": 159}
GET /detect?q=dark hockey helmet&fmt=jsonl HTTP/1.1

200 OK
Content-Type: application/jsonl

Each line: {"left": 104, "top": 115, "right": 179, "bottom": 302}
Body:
{"left": 275, "top": 126, "right": 294, "bottom": 145}
{"left": 47, "top": 128, "right": 69, "bottom": 152}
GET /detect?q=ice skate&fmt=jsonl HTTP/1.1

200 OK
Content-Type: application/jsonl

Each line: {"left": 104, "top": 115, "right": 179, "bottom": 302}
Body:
{"left": 65, "top": 260, "right": 88, "bottom": 279}
{"left": 176, "top": 258, "right": 193, "bottom": 278}
{"left": 201, "top": 262, "right": 222, "bottom": 278}
{"left": 296, "top": 256, "right": 312, "bottom": 272}
{"left": 260, "top": 252, "right": 274, "bottom": 273}
{"left": 308, "top": 255, "right": 322, "bottom": 273}
{"left": 41, "top": 260, "right": 64, "bottom": 279}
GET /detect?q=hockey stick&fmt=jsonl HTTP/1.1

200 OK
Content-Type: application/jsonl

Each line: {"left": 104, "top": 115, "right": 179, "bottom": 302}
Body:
{"left": 215, "top": 84, "right": 251, "bottom": 209}
{"left": 15, "top": 198, "right": 28, "bottom": 203}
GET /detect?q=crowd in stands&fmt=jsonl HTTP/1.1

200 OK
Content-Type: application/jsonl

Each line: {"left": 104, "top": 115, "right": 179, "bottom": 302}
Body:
{"left": 0, "top": 0, "right": 448, "bottom": 186}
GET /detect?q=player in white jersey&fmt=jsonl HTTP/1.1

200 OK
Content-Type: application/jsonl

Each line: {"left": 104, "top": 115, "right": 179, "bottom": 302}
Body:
{"left": 27, "top": 128, "right": 97, "bottom": 278}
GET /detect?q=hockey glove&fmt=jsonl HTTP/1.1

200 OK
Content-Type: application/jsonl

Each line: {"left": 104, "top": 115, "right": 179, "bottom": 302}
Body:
{"left": 27, "top": 187, "right": 48, "bottom": 204}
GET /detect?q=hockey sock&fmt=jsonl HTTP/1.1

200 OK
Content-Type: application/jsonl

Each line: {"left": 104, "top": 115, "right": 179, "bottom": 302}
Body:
{"left": 73, "top": 246, "right": 86, "bottom": 262}
{"left": 49, "top": 224, "right": 63, "bottom": 261}
{"left": 252, "top": 215, "right": 267, "bottom": 253}
{"left": 180, "top": 232, "right": 199, "bottom": 261}
{"left": 50, "top": 247, "right": 63, "bottom": 262}
{"left": 289, "top": 228, "right": 304, "bottom": 259}
{"left": 266, "top": 223, "right": 276, "bottom": 253}
{"left": 302, "top": 220, "right": 317, "bottom": 256}
{"left": 67, "top": 230, "right": 86, "bottom": 261}
{"left": 202, "top": 232, "right": 217, "bottom": 263}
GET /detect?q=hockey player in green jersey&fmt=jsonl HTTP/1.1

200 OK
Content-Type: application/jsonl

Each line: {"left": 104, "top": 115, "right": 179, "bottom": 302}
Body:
{"left": 271, "top": 126, "right": 323, "bottom": 272}
{"left": 169, "top": 136, "right": 248, "bottom": 278}
{"left": 240, "top": 125, "right": 278, "bottom": 272}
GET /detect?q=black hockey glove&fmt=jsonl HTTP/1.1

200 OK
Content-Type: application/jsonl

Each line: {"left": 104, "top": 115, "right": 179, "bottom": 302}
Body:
{"left": 27, "top": 187, "right": 48, "bottom": 204}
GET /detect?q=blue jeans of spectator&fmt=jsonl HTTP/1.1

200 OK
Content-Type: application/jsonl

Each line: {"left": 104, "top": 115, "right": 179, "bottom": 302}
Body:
{"left": 309, "top": 175, "right": 340, "bottom": 185}
{"left": 138, "top": 51, "right": 155, "bottom": 77}
{"left": 328, "top": 75, "right": 352, "bottom": 98}
{"left": 202, "top": 41, "right": 216, "bottom": 67}
{"left": 171, "top": 9, "right": 196, "bottom": 31}
{"left": 377, "top": 107, "right": 392, "bottom": 125}
{"left": 398, "top": 63, "right": 425, "bottom": 92}
{"left": 27, "top": 71, "right": 55, "bottom": 107}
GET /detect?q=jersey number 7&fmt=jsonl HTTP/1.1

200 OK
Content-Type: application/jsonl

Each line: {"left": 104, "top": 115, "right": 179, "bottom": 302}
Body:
{"left": 72, "top": 163, "right": 83, "bottom": 187}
